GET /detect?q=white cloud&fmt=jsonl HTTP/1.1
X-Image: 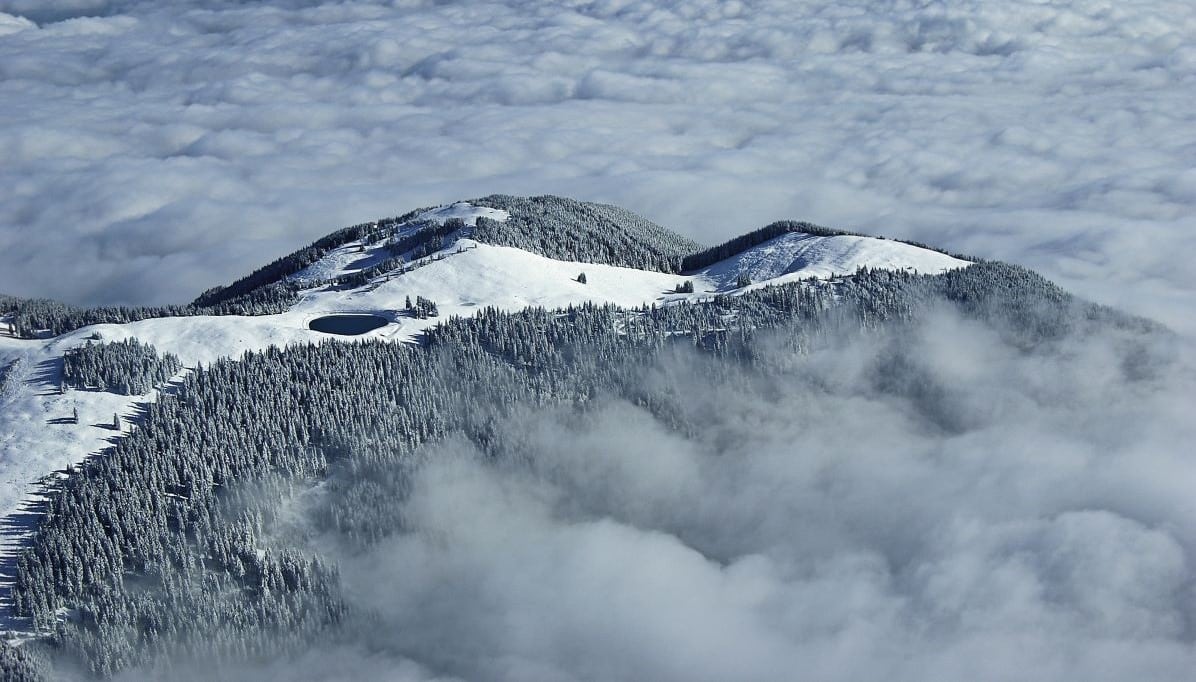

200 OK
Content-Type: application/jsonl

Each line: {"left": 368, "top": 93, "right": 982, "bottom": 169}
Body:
{"left": 0, "top": 0, "right": 1192, "bottom": 333}
{"left": 0, "top": 12, "right": 32, "bottom": 35}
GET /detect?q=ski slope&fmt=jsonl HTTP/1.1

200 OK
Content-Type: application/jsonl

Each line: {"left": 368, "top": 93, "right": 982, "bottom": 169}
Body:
{"left": 0, "top": 202, "right": 972, "bottom": 630}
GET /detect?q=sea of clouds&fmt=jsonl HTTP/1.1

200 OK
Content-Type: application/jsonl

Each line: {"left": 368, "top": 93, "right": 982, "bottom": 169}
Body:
{"left": 0, "top": 0, "right": 1193, "bottom": 333}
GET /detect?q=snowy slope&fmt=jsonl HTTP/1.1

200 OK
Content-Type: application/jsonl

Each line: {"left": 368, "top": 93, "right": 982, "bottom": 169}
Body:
{"left": 289, "top": 240, "right": 688, "bottom": 326}
{"left": 694, "top": 232, "right": 971, "bottom": 291}
{"left": 0, "top": 201, "right": 973, "bottom": 630}
{"left": 0, "top": 333, "right": 156, "bottom": 629}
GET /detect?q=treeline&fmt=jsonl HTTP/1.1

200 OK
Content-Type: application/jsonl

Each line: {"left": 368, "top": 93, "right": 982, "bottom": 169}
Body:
{"left": 680, "top": 220, "right": 981, "bottom": 272}
{"left": 0, "top": 282, "right": 300, "bottom": 339}
{"left": 244, "top": 195, "right": 705, "bottom": 297}
{"left": 63, "top": 338, "right": 182, "bottom": 395}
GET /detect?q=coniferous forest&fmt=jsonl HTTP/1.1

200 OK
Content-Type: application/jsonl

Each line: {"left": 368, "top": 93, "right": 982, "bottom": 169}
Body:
{"left": 63, "top": 339, "right": 183, "bottom": 395}
{"left": 1, "top": 261, "right": 1164, "bottom": 680}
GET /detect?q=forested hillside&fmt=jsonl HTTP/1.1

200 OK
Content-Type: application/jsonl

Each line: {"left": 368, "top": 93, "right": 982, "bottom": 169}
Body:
{"left": 4, "top": 262, "right": 1161, "bottom": 679}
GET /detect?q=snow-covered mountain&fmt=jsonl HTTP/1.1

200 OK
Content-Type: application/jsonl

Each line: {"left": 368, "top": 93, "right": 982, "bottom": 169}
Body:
{"left": 0, "top": 197, "right": 975, "bottom": 632}
{"left": 2, "top": 195, "right": 1178, "bottom": 682}
{"left": 31, "top": 195, "right": 1155, "bottom": 682}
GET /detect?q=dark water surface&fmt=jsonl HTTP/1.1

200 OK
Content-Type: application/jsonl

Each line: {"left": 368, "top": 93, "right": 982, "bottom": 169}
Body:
{"left": 308, "top": 314, "right": 389, "bottom": 335}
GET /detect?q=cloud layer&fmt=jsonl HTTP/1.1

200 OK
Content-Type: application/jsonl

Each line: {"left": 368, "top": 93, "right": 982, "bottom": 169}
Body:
{"left": 0, "top": 0, "right": 1193, "bottom": 331}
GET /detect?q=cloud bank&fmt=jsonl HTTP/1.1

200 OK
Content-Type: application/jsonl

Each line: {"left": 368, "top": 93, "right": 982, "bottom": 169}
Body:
{"left": 0, "top": 0, "right": 1193, "bottom": 332}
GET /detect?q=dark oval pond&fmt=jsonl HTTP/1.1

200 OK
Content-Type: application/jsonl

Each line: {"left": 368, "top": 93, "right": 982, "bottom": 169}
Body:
{"left": 308, "top": 314, "right": 389, "bottom": 335}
